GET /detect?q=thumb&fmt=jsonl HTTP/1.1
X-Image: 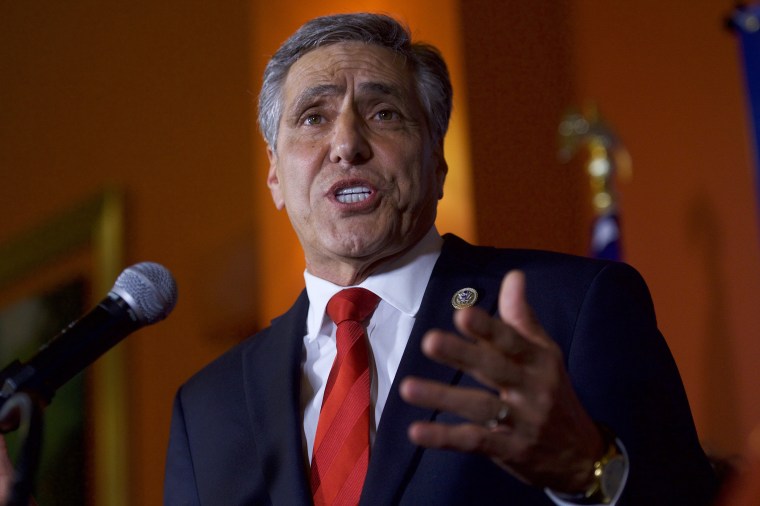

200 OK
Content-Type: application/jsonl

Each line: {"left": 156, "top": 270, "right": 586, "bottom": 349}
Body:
{"left": 498, "top": 270, "right": 544, "bottom": 344}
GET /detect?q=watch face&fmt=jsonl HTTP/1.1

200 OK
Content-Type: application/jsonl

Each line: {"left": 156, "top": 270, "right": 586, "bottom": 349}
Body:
{"left": 601, "top": 454, "right": 627, "bottom": 499}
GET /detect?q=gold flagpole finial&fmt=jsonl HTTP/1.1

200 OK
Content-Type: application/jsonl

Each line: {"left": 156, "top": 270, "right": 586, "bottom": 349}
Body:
{"left": 558, "top": 103, "right": 632, "bottom": 217}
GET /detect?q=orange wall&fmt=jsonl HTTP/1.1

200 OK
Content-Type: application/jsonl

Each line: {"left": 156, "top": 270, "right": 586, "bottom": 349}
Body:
{"left": 461, "top": 1, "right": 585, "bottom": 252}
{"left": 568, "top": 0, "right": 760, "bottom": 456}
{"left": 462, "top": 0, "right": 760, "bottom": 458}
{"left": 2, "top": 1, "right": 760, "bottom": 504}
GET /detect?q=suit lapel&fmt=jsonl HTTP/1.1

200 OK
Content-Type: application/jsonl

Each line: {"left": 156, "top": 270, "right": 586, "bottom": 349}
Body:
{"left": 361, "top": 236, "right": 502, "bottom": 505}
{"left": 243, "top": 290, "right": 312, "bottom": 505}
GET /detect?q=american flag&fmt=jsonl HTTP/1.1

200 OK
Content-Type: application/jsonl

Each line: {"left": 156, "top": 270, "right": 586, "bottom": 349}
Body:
{"left": 730, "top": 5, "right": 760, "bottom": 230}
{"left": 590, "top": 213, "right": 622, "bottom": 261}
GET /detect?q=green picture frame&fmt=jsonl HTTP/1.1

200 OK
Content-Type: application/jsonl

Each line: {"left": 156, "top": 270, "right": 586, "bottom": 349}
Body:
{"left": 0, "top": 189, "right": 128, "bottom": 506}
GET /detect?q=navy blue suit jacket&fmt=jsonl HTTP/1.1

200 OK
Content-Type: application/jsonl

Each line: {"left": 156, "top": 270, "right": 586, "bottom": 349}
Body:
{"left": 165, "top": 235, "right": 717, "bottom": 505}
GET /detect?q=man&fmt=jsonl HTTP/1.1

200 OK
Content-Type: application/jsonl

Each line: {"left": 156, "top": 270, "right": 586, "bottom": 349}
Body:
{"left": 164, "top": 13, "right": 718, "bottom": 505}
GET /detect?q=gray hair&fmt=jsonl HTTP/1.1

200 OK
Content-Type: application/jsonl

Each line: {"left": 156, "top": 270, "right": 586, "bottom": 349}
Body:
{"left": 257, "top": 13, "right": 453, "bottom": 150}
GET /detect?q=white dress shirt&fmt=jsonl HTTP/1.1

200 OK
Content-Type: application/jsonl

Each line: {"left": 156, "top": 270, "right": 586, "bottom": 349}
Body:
{"left": 302, "top": 227, "right": 443, "bottom": 461}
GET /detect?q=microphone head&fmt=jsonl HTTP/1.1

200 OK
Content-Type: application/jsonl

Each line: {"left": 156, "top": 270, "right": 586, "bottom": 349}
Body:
{"left": 110, "top": 262, "right": 178, "bottom": 324}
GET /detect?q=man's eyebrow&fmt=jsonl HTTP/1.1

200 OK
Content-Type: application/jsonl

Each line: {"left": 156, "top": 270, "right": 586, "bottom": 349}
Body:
{"left": 357, "top": 81, "right": 404, "bottom": 100}
{"left": 288, "top": 81, "right": 406, "bottom": 118}
{"left": 290, "top": 84, "right": 345, "bottom": 114}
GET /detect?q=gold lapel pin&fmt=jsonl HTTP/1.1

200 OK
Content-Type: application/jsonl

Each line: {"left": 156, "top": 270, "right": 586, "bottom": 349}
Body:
{"left": 451, "top": 287, "right": 478, "bottom": 309}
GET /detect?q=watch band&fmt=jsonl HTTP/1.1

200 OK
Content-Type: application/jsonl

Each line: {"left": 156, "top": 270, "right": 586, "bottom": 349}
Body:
{"left": 579, "top": 425, "right": 625, "bottom": 505}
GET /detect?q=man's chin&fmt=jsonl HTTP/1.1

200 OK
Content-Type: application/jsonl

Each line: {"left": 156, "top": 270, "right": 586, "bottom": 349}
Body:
{"left": 322, "top": 232, "right": 405, "bottom": 263}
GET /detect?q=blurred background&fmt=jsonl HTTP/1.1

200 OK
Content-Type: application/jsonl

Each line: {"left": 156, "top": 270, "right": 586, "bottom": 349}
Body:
{"left": 1, "top": 0, "right": 759, "bottom": 504}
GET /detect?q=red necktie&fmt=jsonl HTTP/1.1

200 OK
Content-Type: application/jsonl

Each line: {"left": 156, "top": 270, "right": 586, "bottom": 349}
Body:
{"left": 310, "top": 287, "right": 380, "bottom": 506}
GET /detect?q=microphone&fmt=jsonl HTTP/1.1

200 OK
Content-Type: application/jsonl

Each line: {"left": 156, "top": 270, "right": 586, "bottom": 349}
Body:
{"left": 0, "top": 262, "right": 178, "bottom": 412}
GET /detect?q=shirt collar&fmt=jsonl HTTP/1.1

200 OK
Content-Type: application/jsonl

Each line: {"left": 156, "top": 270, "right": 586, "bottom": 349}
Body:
{"left": 304, "top": 227, "right": 443, "bottom": 340}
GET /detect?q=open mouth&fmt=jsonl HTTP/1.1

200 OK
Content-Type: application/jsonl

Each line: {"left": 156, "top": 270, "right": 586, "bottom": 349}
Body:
{"left": 335, "top": 185, "right": 372, "bottom": 204}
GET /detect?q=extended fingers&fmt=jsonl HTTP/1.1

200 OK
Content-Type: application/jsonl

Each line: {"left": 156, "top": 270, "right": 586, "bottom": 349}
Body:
{"left": 400, "top": 377, "right": 509, "bottom": 426}
{"left": 407, "top": 420, "right": 512, "bottom": 458}
{"left": 400, "top": 377, "right": 517, "bottom": 458}
{"left": 451, "top": 270, "right": 552, "bottom": 356}
{"left": 453, "top": 306, "right": 530, "bottom": 357}
{"left": 421, "top": 329, "right": 523, "bottom": 388}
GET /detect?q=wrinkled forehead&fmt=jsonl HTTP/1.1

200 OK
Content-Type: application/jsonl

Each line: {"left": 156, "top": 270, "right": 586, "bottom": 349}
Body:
{"left": 281, "top": 42, "right": 418, "bottom": 106}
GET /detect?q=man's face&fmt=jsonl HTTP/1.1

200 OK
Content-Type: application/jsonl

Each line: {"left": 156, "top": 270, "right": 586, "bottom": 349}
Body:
{"left": 267, "top": 42, "right": 447, "bottom": 282}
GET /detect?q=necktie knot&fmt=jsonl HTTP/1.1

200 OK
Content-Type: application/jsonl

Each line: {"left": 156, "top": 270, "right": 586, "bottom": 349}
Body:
{"left": 326, "top": 287, "right": 380, "bottom": 326}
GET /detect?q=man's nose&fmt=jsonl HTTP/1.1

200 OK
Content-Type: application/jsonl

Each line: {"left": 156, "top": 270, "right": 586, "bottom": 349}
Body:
{"left": 329, "top": 111, "right": 371, "bottom": 164}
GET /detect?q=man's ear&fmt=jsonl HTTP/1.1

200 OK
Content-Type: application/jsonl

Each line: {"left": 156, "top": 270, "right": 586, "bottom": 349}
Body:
{"left": 266, "top": 146, "right": 285, "bottom": 210}
{"left": 434, "top": 142, "right": 448, "bottom": 200}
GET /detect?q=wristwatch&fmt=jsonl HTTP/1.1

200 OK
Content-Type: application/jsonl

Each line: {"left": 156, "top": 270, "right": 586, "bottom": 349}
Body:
{"left": 580, "top": 427, "right": 626, "bottom": 504}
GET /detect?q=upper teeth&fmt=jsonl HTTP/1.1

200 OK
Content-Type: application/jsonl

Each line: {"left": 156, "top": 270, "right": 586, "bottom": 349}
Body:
{"left": 336, "top": 186, "right": 371, "bottom": 203}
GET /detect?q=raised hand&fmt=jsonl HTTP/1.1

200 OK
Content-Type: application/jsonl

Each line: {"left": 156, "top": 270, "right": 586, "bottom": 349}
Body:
{"left": 400, "top": 270, "right": 605, "bottom": 493}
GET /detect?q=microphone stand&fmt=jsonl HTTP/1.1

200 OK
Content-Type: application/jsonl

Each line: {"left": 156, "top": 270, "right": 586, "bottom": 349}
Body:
{"left": 0, "top": 392, "right": 43, "bottom": 506}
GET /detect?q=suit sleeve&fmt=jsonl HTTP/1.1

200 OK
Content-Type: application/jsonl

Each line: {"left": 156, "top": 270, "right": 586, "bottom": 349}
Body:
{"left": 564, "top": 262, "right": 718, "bottom": 506}
{"left": 164, "top": 390, "right": 202, "bottom": 506}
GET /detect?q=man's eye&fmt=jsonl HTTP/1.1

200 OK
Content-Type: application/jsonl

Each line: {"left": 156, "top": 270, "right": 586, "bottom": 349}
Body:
{"left": 374, "top": 110, "right": 399, "bottom": 121}
{"left": 304, "top": 114, "right": 323, "bottom": 125}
